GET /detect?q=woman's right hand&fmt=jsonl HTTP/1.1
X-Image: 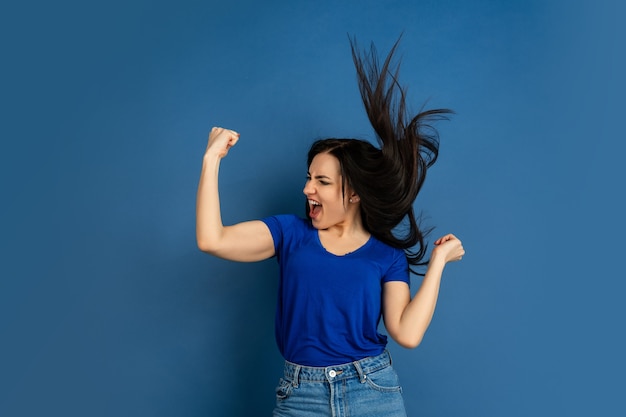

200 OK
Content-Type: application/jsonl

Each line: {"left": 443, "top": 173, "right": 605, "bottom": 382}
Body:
{"left": 205, "top": 126, "right": 240, "bottom": 158}
{"left": 197, "top": 125, "right": 274, "bottom": 262}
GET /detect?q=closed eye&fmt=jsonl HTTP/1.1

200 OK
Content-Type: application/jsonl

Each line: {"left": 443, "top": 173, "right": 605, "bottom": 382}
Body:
{"left": 307, "top": 172, "right": 332, "bottom": 185}
{"left": 305, "top": 176, "right": 330, "bottom": 186}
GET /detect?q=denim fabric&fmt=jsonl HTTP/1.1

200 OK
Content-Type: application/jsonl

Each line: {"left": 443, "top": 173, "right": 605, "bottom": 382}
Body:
{"left": 273, "top": 350, "right": 407, "bottom": 417}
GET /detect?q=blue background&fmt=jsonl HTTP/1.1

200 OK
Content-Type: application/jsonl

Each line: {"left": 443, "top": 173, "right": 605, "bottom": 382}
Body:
{"left": 2, "top": 0, "right": 625, "bottom": 416}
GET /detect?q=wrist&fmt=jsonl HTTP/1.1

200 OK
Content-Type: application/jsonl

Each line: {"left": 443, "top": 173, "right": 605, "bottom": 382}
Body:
{"left": 429, "top": 251, "right": 447, "bottom": 268}
{"left": 203, "top": 150, "right": 222, "bottom": 164}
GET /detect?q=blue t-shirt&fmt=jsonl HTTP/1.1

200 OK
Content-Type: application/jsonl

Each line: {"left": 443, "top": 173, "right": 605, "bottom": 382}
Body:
{"left": 262, "top": 214, "right": 410, "bottom": 366}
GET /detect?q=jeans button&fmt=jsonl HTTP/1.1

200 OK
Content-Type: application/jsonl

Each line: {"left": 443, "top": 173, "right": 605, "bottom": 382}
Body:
{"left": 329, "top": 370, "right": 336, "bottom": 378}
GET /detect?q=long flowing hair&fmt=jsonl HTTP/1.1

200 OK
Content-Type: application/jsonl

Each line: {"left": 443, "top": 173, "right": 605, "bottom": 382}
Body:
{"left": 306, "top": 36, "right": 452, "bottom": 274}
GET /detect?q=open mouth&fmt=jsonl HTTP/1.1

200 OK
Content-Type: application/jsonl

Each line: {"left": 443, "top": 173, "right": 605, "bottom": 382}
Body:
{"left": 308, "top": 199, "right": 321, "bottom": 219}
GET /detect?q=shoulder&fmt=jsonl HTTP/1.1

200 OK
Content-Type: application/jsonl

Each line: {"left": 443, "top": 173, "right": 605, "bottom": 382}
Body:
{"left": 368, "top": 237, "right": 405, "bottom": 261}
{"left": 261, "top": 214, "right": 313, "bottom": 248}
{"left": 261, "top": 214, "right": 310, "bottom": 231}
{"left": 367, "top": 238, "right": 409, "bottom": 283}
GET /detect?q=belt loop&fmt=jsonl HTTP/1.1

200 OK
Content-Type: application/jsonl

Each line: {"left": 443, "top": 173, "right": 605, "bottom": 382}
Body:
{"left": 353, "top": 360, "right": 367, "bottom": 383}
{"left": 292, "top": 365, "right": 301, "bottom": 388}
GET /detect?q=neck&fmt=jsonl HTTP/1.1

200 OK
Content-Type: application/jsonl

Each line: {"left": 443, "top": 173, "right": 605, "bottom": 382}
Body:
{"left": 324, "top": 212, "right": 368, "bottom": 239}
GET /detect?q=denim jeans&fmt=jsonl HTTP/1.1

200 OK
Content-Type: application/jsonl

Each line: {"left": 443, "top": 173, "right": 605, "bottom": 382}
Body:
{"left": 273, "top": 350, "right": 407, "bottom": 417}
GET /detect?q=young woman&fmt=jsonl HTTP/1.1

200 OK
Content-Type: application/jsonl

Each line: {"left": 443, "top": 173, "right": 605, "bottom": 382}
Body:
{"left": 196, "top": 38, "right": 464, "bottom": 417}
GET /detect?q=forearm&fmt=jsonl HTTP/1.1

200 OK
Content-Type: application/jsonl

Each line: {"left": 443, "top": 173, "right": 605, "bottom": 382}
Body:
{"left": 384, "top": 234, "right": 464, "bottom": 348}
{"left": 396, "top": 256, "right": 446, "bottom": 347}
{"left": 196, "top": 153, "right": 224, "bottom": 252}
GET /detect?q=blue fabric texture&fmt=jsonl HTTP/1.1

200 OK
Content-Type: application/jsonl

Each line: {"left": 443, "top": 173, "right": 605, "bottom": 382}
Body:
{"left": 273, "top": 350, "right": 407, "bottom": 417}
{"left": 262, "top": 214, "right": 409, "bottom": 367}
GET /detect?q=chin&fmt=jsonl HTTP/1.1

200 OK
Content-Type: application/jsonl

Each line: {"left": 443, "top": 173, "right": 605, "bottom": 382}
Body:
{"left": 310, "top": 218, "right": 326, "bottom": 230}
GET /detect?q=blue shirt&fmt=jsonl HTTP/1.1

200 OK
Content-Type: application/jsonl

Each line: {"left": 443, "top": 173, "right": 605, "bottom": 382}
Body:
{"left": 262, "top": 214, "right": 410, "bottom": 366}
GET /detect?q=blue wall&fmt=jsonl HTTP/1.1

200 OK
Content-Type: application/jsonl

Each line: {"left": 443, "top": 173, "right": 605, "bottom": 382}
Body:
{"left": 2, "top": 1, "right": 625, "bottom": 416}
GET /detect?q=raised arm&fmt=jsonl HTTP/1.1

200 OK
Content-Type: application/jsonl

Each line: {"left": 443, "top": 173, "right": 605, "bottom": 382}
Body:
{"left": 196, "top": 127, "right": 275, "bottom": 262}
{"left": 382, "top": 234, "right": 465, "bottom": 348}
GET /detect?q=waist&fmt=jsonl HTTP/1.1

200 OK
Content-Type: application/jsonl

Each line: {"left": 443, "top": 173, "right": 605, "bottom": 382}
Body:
{"left": 283, "top": 350, "right": 392, "bottom": 383}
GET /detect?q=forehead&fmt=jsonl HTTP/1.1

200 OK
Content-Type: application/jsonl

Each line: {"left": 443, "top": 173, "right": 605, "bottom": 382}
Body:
{"left": 308, "top": 152, "right": 341, "bottom": 176}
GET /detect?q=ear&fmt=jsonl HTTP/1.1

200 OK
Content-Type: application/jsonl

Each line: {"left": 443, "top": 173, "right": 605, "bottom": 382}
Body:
{"left": 349, "top": 192, "right": 360, "bottom": 203}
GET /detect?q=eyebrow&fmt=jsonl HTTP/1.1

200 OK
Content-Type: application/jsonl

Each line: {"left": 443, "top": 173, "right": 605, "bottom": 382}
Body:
{"left": 307, "top": 172, "right": 333, "bottom": 180}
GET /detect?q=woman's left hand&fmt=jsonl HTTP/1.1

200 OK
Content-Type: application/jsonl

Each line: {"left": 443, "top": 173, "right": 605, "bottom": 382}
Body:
{"left": 432, "top": 234, "right": 465, "bottom": 263}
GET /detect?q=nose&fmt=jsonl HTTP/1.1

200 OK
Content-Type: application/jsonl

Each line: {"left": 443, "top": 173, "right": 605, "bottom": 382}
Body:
{"left": 303, "top": 179, "right": 314, "bottom": 196}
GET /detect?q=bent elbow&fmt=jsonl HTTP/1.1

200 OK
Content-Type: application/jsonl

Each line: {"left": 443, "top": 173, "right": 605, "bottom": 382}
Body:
{"left": 197, "top": 238, "right": 219, "bottom": 255}
{"left": 394, "top": 333, "right": 424, "bottom": 349}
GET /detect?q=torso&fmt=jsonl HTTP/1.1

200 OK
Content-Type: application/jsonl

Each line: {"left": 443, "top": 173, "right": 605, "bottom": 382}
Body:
{"left": 261, "top": 214, "right": 410, "bottom": 366}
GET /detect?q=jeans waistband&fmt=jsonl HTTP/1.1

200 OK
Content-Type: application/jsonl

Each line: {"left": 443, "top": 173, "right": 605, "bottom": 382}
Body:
{"left": 283, "top": 350, "right": 392, "bottom": 386}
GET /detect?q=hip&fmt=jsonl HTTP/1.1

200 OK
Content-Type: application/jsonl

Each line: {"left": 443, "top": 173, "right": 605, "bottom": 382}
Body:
{"left": 273, "top": 350, "right": 407, "bottom": 417}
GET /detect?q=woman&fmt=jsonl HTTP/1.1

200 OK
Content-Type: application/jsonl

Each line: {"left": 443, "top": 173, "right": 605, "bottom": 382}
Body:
{"left": 196, "top": 38, "right": 464, "bottom": 417}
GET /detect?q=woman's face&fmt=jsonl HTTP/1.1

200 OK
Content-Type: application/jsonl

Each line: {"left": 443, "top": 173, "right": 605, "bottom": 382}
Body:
{"left": 303, "top": 152, "right": 358, "bottom": 230}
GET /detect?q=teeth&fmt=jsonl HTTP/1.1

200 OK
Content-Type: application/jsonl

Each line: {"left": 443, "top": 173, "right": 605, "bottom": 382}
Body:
{"left": 308, "top": 200, "right": 320, "bottom": 206}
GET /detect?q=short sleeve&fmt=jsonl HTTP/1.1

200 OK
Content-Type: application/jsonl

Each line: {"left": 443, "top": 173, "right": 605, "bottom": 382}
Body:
{"left": 261, "top": 215, "right": 283, "bottom": 255}
{"left": 260, "top": 214, "right": 304, "bottom": 258}
{"left": 382, "top": 249, "right": 410, "bottom": 286}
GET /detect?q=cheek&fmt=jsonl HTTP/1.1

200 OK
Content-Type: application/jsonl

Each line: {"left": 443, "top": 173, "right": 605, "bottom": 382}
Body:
{"left": 329, "top": 198, "right": 348, "bottom": 213}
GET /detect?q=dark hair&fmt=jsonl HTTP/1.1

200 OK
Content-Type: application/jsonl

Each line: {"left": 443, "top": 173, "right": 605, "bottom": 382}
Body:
{"left": 306, "top": 36, "right": 452, "bottom": 274}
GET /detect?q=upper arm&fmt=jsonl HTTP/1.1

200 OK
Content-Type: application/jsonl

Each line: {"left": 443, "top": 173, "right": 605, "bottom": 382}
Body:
{"left": 382, "top": 281, "right": 411, "bottom": 342}
{"left": 198, "top": 220, "right": 275, "bottom": 262}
